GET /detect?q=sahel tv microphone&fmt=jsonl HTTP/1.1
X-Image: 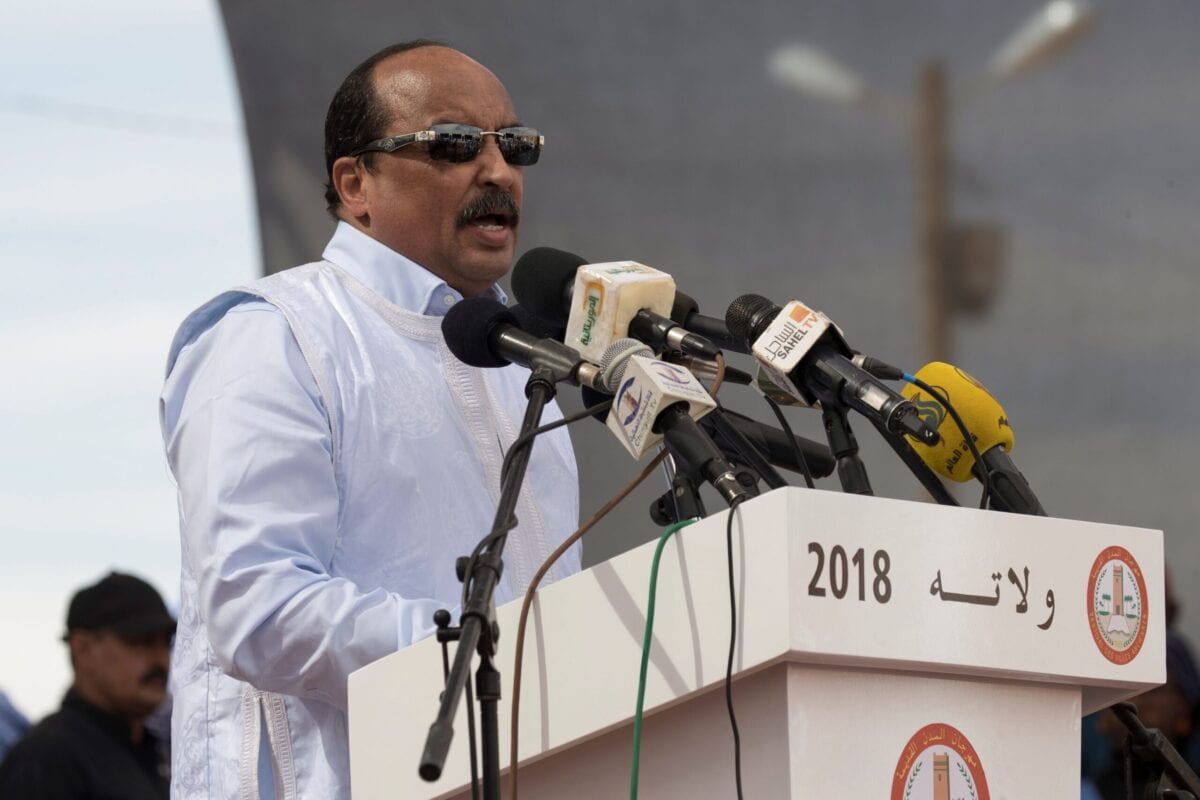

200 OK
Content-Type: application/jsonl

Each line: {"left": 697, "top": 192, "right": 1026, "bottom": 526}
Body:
{"left": 724, "top": 294, "right": 939, "bottom": 445}
{"left": 901, "top": 362, "right": 1047, "bottom": 516}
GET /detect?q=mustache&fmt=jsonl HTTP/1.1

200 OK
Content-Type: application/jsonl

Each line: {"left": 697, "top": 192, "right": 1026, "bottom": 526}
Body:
{"left": 140, "top": 667, "right": 168, "bottom": 686}
{"left": 456, "top": 190, "right": 520, "bottom": 228}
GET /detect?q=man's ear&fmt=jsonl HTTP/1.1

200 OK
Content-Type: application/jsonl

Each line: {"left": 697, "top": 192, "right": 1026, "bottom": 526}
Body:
{"left": 331, "top": 156, "right": 370, "bottom": 219}
{"left": 67, "top": 630, "right": 94, "bottom": 664}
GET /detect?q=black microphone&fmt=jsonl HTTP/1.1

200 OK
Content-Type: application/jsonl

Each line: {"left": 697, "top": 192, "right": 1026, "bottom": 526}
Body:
{"left": 725, "top": 294, "right": 939, "bottom": 446}
{"left": 442, "top": 297, "right": 604, "bottom": 388}
{"left": 702, "top": 408, "right": 835, "bottom": 479}
{"left": 511, "top": 247, "right": 721, "bottom": 358}
{"left": 510, "top": 303, "right": 566, "bottom": 341}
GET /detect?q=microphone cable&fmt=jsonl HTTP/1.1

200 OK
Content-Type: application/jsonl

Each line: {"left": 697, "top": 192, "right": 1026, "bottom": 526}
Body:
{"left": 507, "top": 356, "right": 728, "bottom": 799}
{"left": 458, "top": 398, "right": 614, "bottom": 611}
{"left": 723, "top": 496, "right": 747, "bottom": 800}
{"left": 759, "top": 394, "right": 816, "bottom": 489}
{"left": 629, "top": 515, "right": 698, "bottom": 799}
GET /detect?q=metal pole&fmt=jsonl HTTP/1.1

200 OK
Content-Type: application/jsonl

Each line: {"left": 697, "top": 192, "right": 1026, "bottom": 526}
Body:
{"left": 917, "top": 61, "right": 951, "bottom": 364}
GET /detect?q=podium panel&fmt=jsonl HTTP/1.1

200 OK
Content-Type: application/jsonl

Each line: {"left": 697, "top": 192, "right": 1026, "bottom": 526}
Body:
{"left": 349, "top": 488, "right": 1164, "bottom": 799}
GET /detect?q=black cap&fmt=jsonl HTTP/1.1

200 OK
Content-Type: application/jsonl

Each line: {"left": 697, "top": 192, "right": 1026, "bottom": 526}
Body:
{"left": 64, "top": 572, "right": 176, "bottom": 640}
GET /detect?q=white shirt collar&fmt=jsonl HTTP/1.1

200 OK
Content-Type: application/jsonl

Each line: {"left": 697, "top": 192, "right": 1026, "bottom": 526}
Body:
{"left": 321, "top": 221, "right": 507, "bottom": 317}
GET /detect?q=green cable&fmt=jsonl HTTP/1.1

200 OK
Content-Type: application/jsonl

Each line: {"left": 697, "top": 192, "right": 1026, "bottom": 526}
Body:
{"left": 630, "top": 517, "right": 699, "bottom": 800}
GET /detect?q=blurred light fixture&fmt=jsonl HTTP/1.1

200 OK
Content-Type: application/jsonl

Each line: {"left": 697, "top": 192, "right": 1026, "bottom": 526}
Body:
{"left": 767, "top": 44, "right": 869, "bottom": 106}
{"left": 986, "top": 0, "right": 1096, "bottom": 83}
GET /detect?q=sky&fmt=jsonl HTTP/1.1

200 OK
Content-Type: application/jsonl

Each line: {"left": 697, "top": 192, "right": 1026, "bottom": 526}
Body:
{"left": 0, "top": 0, "right": 257, "bottom": 719}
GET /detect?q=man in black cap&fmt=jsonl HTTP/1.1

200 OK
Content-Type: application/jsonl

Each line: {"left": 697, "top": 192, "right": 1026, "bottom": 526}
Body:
{"left": 0, "top": 571, "right": 175, "bottom": 799}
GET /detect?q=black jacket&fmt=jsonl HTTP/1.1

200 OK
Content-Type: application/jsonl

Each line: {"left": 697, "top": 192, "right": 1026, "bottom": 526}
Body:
{"left": 0, "top": 690, "right": 168, "bottom": 800}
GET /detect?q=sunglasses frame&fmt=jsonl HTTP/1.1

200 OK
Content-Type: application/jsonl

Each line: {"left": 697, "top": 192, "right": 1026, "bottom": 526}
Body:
{"left": 350, "top": 123, "right": 543, "bottom": 165}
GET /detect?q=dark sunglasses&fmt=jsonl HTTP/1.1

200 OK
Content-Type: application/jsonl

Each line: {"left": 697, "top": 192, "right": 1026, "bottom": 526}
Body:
{"left": 350, "top": 123, "right": 543, "bottom": 165}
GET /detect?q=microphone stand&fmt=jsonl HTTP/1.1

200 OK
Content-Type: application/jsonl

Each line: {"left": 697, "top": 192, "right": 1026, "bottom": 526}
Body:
{"left": 704, "top": 409, "right": 789, "bottom": 490}
{"left": 1111, "top": 701, "right": 1200, "bottom": 799}
{"left": 650, "top": 452, "right": 708, "bottom": 526}
{"left": 820, "top": 403, "right": 873, "bottom": 495}
{"left": 419, "top": 364, "right": 563, "bottom": 799}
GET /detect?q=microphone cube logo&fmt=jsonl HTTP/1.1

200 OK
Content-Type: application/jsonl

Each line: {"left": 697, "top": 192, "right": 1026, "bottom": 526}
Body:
{"left": 605, "top": 356, "right": 715, "bottom": 458}
{"left": 1087, "top": 546, "right": 1148, "bottom": 665}
{"left": 576, "top": 282, "right": 604, "bottom": 347}
{"left": 564, "top": 261, "right": 675, "bottom": 362}
{"left": 751, "top": 300, "right": 829, "bottom": 373}
{"left": 750, "top": 300, "right": 833, "bottom": 402}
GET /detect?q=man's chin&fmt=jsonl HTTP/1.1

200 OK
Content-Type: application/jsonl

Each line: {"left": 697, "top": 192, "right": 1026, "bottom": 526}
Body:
{"left": 455, "top": 251, "right": 515, "bottom": 293}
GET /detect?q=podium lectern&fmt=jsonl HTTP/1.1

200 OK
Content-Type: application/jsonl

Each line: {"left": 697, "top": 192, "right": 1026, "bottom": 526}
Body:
{"left": 349, "top": 488, "right": 1164, "bottom": 798}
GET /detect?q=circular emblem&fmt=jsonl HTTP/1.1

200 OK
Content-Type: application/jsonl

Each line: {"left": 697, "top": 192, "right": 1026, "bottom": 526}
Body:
{"left": 1088, "top": 545, "right": 1148, "bottom": 664}
{"left": 891, "top": 723, "right": 989, "bottom": 800}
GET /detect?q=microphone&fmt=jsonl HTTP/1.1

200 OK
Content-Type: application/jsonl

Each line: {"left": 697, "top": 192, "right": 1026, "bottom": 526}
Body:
{"left": 664, "top": 355, "right": 754, "bottom": 387}
{"left": 580, "top": 381, "right": 834, "bottom": 487}
{"left": 510, "top": 303, "right": 566, "bottom": 341}
{"left": 702, "top": 408, "right": 835, "bottom": 479}
{"left": 442, "top": 297, "right": 606, "bottom": 388}
{"left": 724, "top": 294, "right": 939, "bottom": 445}
{"left": 596, "top": 351, "right": 753, "bottom": 505}
{"left": 900, "top": 362, "right": 1047, "bottom": 516}
{"left": 511, "top": 247, "right": 719, "bottom": 360}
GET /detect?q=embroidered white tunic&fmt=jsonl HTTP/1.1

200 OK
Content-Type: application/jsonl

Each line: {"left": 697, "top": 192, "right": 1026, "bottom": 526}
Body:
{"left": 160, "top": 223, "right": 581, "bottom": 799}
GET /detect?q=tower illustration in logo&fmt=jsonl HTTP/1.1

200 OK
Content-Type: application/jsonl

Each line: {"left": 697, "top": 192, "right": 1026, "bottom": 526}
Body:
{"left": 932, "top": 753, "right": 949, "bottom": 800}
{"left": 1107, "top": 564, "right": 1129, "bottom": 634}
{"left": 1088, "top": 546, "right": 1148, "bottom": 665}
{"left": 891, "top": 723, "right": 989, "bottom": 800}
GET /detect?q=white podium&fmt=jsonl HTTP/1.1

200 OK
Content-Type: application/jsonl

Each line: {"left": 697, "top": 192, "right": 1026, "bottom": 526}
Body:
{"left": 349, "top": 488, "right": 1164, "bottom": 798}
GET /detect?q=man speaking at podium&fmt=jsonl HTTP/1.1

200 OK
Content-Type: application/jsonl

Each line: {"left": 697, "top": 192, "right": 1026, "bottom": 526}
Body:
{"left": 159, "top": 41, "right": 580, "bottom": 799}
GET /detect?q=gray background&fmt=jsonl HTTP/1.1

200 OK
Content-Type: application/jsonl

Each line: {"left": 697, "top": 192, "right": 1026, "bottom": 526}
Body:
{"left": 218, "top": 2, "right": 1200, "bottom": 638}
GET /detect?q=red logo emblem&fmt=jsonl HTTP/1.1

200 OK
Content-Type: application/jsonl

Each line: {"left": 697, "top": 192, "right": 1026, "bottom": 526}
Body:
{"left": 1087, "top": 545, "right": 1149, "bottom": 665}
{"left": 891, "top": 723, "right": 989, "bottom": 800}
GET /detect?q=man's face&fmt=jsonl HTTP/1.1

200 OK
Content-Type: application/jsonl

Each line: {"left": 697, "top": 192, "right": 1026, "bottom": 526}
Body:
{"left": 343, "top": 48, "right": 528, "bottom": 297}
{"left": 72, "top": 629, "right": 171, "bottom": 722}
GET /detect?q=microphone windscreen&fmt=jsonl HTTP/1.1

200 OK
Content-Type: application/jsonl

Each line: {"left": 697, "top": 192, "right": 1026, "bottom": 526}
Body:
{"left": 441, "top": 296, "right": 519, "bottom": 369}
{"left": 724, "top": 293, "right": 777, "bottom": 348}
{"left": 511, "top": 246, "right": 587, "bottom": 326}
{"left": 900, "top": 362, "right": 1015, "bottom": 482}
{"left": 596, "top": 338, "right": 655, "bottom": 393}
{"left": 511, "top": 303, "right": 566, "bottom": 341}
{"left": 670, "top": 289, "right": 700, "bottom": 324}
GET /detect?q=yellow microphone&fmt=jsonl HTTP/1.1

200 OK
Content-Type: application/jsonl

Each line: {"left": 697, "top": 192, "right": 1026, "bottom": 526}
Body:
{"left": 901, "top": 362, "right": 1046, "bottom": 516}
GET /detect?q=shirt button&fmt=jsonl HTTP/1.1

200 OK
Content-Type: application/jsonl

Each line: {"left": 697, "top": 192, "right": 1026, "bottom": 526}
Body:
{"left": 443, "top": 294, "right": 455, "bottom": 306}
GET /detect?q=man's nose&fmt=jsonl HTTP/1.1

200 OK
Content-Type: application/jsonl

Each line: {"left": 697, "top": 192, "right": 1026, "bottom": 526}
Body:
{"left": 475, "top": 136, "right": 518, "bottom": 189}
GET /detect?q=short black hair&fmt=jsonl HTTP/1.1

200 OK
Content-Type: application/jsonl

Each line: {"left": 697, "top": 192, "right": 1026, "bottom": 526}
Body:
{"left": 323, "top": 39, "right": 451, "bottom": 217}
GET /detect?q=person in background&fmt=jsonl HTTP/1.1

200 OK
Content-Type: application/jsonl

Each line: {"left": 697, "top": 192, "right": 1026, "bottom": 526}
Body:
{"left": 0, "top": 572, "right": 174, "bottom": 799}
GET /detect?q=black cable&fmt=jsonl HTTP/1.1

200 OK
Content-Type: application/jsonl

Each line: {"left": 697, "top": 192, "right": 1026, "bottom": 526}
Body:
{"left": 465, "top": 674, "right": 480, "bottom": 800}
{"left": 500, "top": 399, "right": 612, "bottom": 485}
{"left": 906, "top": 377, "right": 995, "bottom": 510}
{"left": 724, "top": 497, "right": 746, "bottom": 800}
{"left": 461, "top": 398, "right": 612, "bottom": 609}
{"left": 761, "top": 395, "right": 815, "bottom": 489}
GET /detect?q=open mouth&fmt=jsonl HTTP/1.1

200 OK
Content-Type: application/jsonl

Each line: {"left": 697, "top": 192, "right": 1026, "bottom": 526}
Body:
{"left": 458, "top": 191, "right": 520, "bottom": 233}
{"left": 470, "top": 211, "right": 512, "bottom": 231}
